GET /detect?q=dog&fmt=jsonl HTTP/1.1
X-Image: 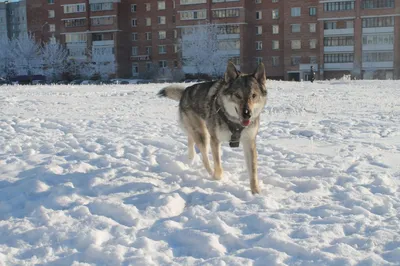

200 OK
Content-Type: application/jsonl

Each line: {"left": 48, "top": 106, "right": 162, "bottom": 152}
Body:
{"left": 157, "top": 62, "right": 267, "bottom": 194}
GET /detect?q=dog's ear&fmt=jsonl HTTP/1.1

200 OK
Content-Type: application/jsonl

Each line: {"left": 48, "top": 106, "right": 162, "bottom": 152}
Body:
{"left": 224, "top": 61, "right": 239, "bottom": 83}
{"left": 253, "top": 63, "right": 266, "bottom": 84}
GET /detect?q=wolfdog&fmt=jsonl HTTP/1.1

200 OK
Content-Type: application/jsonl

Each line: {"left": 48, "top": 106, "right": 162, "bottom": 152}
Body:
{"left": 157, "top": 62, "right": 267, "bottom": 194}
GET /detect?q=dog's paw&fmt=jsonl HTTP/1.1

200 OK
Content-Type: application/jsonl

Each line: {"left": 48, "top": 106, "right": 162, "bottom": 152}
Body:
{"left": 251, "top": 185, "right": 260, "bottom": 194}
{"left": 213, "top": 169, "right": 223, "bottom": 180}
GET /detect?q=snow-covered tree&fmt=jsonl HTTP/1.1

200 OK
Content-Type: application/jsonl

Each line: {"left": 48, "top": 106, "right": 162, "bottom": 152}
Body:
{"left": 181, "top": 23, "right": 226, "bottom": 77}
{"left": 13, "top": 32, "right": 42, "bottom": 76}
{"left": 41, "top": 41, "right": 68, "bottom": 82}
{"left": 0, "top": 38, "right": 17, "bottom": 79}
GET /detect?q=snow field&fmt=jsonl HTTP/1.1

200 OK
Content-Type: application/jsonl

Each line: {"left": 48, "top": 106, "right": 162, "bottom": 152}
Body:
{"left": 0, "top": 80, "right": 399, "bottom": 265}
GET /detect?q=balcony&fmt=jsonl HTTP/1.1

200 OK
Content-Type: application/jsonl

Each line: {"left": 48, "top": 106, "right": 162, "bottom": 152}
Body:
{"left": 324, "top": 46, "right": 354, "bottom": 52}
{"left": 362, "top": 44, "right": 393, "bottom": 51}
{"left": 93, "top": 40, "right": 114, "bottom": 46}
{"left": 299, "top": 64, "right": 318, "bottom": 71}
{"left": 324, "top": 63, "right": 353, "bottom": 70}
{"left": 89, "top": 0, "right": 120, "bottom": 3}
{"left": 324, "top": 28, "right": 354, "bottom": 36}
{"left": 362, "top": 27, "right": 393, "bottom": 34}
{"left": 362, "top": 61, "right": 393, "bottom": 69}
{"left": 130, "top": 55, "right": 151, "bottom": 61}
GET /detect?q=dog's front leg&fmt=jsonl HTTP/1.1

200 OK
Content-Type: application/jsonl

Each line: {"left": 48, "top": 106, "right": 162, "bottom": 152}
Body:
{"left": 242, "top": 139, "right": 260, "bottom": 194}
{"left": 210, "top": 136, "right": 223, "bottom": 180}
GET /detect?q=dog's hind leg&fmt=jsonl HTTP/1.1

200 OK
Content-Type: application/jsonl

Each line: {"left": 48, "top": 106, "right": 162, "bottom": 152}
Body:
{"left": 193, "top": 131, "right": 212, "bottom": 176}
{"left": 188, "top": 134, "right": 195, "bottom": 162}
{"left": 210, "top": 136, "right": 223, "bottom": 180}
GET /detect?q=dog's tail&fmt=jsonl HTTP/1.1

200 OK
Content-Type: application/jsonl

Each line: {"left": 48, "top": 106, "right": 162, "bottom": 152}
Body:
{"left": 157, "top": 84, "right": 186, "bottom": 101}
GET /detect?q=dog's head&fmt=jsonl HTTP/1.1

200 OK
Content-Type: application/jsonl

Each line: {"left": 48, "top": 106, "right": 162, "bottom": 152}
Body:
{"left": 221, "top": 61, "right": 267, "bottom": 127}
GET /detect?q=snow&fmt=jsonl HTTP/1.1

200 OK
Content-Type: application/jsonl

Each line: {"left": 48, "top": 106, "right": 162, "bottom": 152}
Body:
{"left": 0, "top": 80, "right": 399, "bottom": 265}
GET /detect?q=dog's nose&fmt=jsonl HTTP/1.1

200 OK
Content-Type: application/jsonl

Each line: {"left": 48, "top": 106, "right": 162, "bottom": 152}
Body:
{"left": 243, "top": 107, "right": 251, "bottom": 119}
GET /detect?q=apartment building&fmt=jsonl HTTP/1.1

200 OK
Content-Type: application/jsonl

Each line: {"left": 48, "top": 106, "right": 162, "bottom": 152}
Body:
{"left": 20, "top": 0, "right": 400, "bottom": 80}
{"left": 318, "top": 0, "right": 400, "bottom": 79}
{"left": 130, "top": 1, "right": 178, "bottom": 79}
{"left": 0, "top": 0, "right": 27, "bottom": 40}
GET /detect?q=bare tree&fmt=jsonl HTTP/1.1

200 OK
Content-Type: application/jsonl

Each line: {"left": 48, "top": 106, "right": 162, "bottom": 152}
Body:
{"left": 0, "top": 38, "right": 17, "bottom": 80}
{"left": 181, "top": 23, "right": 226, "bottom": 77}
{"left": 41, "top": 41, "right": 68, "bottom": 82}
{"left": 13, "top": 32, "right": 42, "bottom": 77}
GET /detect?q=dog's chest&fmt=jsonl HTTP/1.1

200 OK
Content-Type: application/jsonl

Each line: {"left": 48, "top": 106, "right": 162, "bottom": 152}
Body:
{"left": 216, "top": 127, "right": 232, "bottom": 142}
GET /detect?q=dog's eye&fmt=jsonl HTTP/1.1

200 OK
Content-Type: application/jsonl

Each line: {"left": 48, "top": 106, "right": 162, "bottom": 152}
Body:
{"left": 252, "top": 94, "right": 257, "bottom": 99}
{"left": 234, "top": 93, "right": 241, "bottom": 99}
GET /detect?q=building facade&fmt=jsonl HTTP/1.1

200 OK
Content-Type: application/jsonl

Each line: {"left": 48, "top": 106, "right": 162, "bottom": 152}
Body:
{"left": 0, "top": 0, "right": 28, "bottom": 40}
{"left": 18, "top": 0, "right": 400, "bottom": 80}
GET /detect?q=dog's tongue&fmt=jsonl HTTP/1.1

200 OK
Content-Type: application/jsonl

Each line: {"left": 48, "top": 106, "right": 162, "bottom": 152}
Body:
{"left": 242, "top": 120, "right": 251, "bottom": 126}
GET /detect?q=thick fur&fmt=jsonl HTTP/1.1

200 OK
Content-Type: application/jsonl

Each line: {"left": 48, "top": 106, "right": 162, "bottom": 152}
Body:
{"left": 158, "top": 62, "right": 267, "bottom": 194}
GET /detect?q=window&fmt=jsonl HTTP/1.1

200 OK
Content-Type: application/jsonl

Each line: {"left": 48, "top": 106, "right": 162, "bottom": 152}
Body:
{"left": 324, "top": 53, "right": 354, "bottom": 63}
{"left": 181, "top": 0, "right": 207, "bottom": 4}
{"left": 218, "top": 39, "right": 240, "bottom": 50}
{"left": 174, "top": 60, "right": 178, "bottom": 68}
{"left": 256, "top": 11, "right": 262, "bottom": 20}
{"left": 158, "top": 31, "right": 166, "bottom": 39}
{"left": 158, "top": 1, "right": 166, "bottom": 10}
{"left": 291, "top": 24, "right": 300, "bottom": 33}
{"left": 324, "top": 36, "right": 354, "bottom": 46}
{"left": 362, "top": 34, "right": 394, "bottom": 45}
{"left": 65, "top": 33, "right": 87, "bottom": 43}
{"left": 363, "top": 51, "right": 393, "bottom": 62}
{"left": 49, "top": 24, "right": 55, "bottom": 32}
{"left": 291, "top": 56, "right": 301, "bottom": 65}
{"left": 158, "top": 16, "right": 166, "bottom": 24}
{"left": 174, "top": 44, "right": 179, "bottom": 53}
{"left": 324, "top": 1, "right": 355, "bottom": 11}
{"left": 159, "top": 60, "right": 167, "bottom": 68}
{"left": 132, "top": 19, "right": 137, "bottom": 27}
{"left": 158, "top": 45, "right": 167, "bottom": 54}
{"left": 63, "top": 4, "right": 86, "bottom": 13}
{"left": 48, "top": 0, "right": 54, "bottom": 4}
{"left": 146, "top": 46, "right": 152, "bottom": 55}
{"left": 212, "top": 8, "right": 240, "bottom": 18}
{"left": 146, "top": 62, "right": 152, "bottom": 71}
{"left": 324, "top": 21, "right": 337, "bottom": 29}
{"left": 362, "top": 0, "right": 394, "bottom": 9}
{"left": 362, "top": 16, "right": 394, "bottom": 28}
{"left": 132, "top": 33, "right": 138, "bottom": 41}
{"left": 64, "top": 18, "right": 86, "bottom": 27}
{"left": 272, "top": 25, "right": 279, "bottom": 34}
{"left": 291, "top": 40, "right": 301, "bottom": 49}
{"left": 90, "top": 3, "right": 113, "bottom": 11}
{"left": 291, "top": 7, "right": 301, "bottom": 16}
{"left": 132, "top": 63, "right": 139, "bottom": 76}
{"left": 230, "top": 57, "right": 240, "bottom": 66}
{"left": 132, "top": 46, "right": 138, "bottom": 56}
{"left": 255, "top": 57, "right": 263, "bottom": 65}
{"left": 218, "top": 25, "right": 240, "bottom": 34}
{"left": 272, "top": 56, "right": 279, "bottom": 66}
{"left": 48, "top": 10, "right": 55, "bottom": 18}
{"left": 256, "top": 41, "right": 262, "bottom": 50}
{"left": 310, "top": 56, "right": 317, "bottom": 64}
{"left": 92, "top": 16, "right": 114, "bottom": 26}
{"left": 309, "top": 39, "right": 317, "bottom": 49}
{"left": 174, "top": 30, "right": 178, "bottom": 38}
{"left": 309, "top": 7, "right": 316, "bottom": 16}
{"left": 146, "top": 18, "right": 151, "bottom": 26}
{"left": 180, "top": 10, "right": 207, "bottom": 20}
{"left": 145, "top": 3, "right": 151, "bottom": 11}
{"left": 272, "top": 9, "right": 279, "bottom": 19}
{"left": 272, "top": 40, "right": 279, "bottom": 50}
{"left": 256, "top": 26, "right": 262, "bottom": 35}
{"left": 309, "top": 23, "right": 316, "bottom": 32}
{"left": 146, "top": 32, "right": 152, "bottom": 40}
{"left": 131, "top": 4, "right": 137, "bottom": 12}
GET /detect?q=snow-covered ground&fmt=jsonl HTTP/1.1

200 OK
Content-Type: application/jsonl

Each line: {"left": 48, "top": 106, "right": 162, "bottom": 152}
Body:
{"left": 0, "top": 80, "right": 399, "bottom": 266}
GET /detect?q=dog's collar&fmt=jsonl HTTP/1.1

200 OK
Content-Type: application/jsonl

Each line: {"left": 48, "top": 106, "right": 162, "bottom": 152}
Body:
{"left": 216, "top": 102, "right": 245, "bottom": 148}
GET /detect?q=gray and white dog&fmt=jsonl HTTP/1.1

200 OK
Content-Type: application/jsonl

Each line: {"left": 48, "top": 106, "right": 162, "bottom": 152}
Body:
{"left": 158, "top": 62, "right": 267, "bottom": 194}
